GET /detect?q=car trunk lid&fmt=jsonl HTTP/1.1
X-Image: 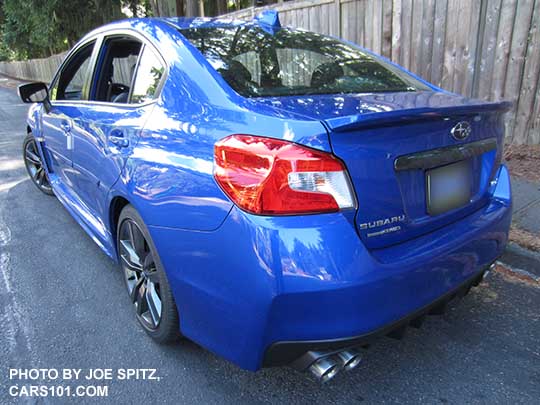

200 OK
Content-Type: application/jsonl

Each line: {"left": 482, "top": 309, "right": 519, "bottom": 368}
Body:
{"left": 255, "top": 91, "right": 511, "bottom": 249}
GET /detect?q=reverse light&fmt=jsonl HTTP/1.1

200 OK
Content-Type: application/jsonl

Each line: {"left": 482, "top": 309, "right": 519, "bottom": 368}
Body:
{"left": 213, "top": 135, "right": 356, "bottom": 215}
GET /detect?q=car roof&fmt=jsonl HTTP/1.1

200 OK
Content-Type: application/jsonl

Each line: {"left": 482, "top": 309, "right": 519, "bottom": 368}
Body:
{"left": 77, "top": 16, "right": 254, "bottom": 50}
{"left": 158, "top": 17, "right": 250, "bottom": 30}
{"left": 80, "top": 10, "right": 285, "bottom": 45}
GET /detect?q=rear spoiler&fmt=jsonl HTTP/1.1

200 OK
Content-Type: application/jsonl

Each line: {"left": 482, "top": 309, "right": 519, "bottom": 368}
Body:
{"left": 323, "top": 101, "right": 513, "bottom": 132}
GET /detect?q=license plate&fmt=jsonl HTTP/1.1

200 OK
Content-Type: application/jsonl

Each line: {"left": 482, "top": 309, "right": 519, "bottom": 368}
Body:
{"left": 426, "top": 160, "right": 472, "bottom": 216}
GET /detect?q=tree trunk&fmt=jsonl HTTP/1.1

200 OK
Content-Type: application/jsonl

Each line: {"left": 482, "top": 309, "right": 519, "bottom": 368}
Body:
{"left": 216, "top": 0, "right": 227, "bottom": 15}
{"left": 175, "top": 0, "right": 185, "bottom": 16}
{"left": 198, "top": 0, "right": 204, "bottom": 16}
{"left": 185, "top": 0, "right": 199, "bottom": 16}
{"left": 149, "top": 0, "right": 160, "bottom": 16}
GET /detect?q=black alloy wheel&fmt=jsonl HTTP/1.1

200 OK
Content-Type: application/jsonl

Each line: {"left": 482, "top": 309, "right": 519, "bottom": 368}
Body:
{"left": 117, "top": 205, "right": 180, "bottom": 342}
{"left": 23, "top": 134, "right": 54, "bottom": 195}
{"left": 119, "top": 218, "right": 163, "bottom": 330}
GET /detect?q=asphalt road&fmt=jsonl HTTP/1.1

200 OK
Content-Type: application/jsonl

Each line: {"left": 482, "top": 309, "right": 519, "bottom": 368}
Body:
{"left": 0, "top": 85, "right": 539, "bottom": 404}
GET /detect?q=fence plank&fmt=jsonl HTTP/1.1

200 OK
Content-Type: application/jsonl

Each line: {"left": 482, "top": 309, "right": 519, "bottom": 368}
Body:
{"left": 349, "top": 1, "right": 366, "bottom": 47}
{"left": 504, "top": 0, "right": 535, "bottom": 142}
{"left": 410, "top": 0, "right": 423, "bottom": 76}
{"left": 441, "top": 0, "right": 459, "bottom": 90}
{"left": 513, "top": 0, "right": 540, "bottom": 144}
{"left": 463, "top": 0, "right": 482, "bottom": 97}
{"left": 320, "top": 3, "right": 330, "bottom": 34}
{"left": 330, "top": 0, "right": 340, "bottom": 37}
{"left": 477, "top": 0, "right": 503, "bottom": 99}
{"left": 430, "top": 0, "right": 448, "bottom": 85}
{"left": 341, "top": 0, "right": 352, "bottom": 41}
{"left": 308, "top": 4, "right": 319, "bottom": 32}
{"left": 400, "top": 0, "right": 413, "bottom": 69}
{"left": 382, "top": 0, "right": 393, "bottom": 58}
{"left": 419, "top": 0, "right": 435, "bottom": 81}
{"left": 364, "top": 0, "right": 374, "bottom": 51}
{"left": 450, "top": 0, "right": 480, "bottom": 97}
{"left": 491, "top": 0, "right": 517, "bottom": 103}
{"left": 530, "top": 81, "right": 540, "bottom": 144}
{"left": 372, "top": 0, "right": 383, "bottom": 54}
{"left": 391, "top": 0, "right": 402, "bottom": 62}
{"left": 290, "top": 8, "right": 298, "bottom": 27}
{"left": 300, "top": 4, "right": 309, "bottom": 29}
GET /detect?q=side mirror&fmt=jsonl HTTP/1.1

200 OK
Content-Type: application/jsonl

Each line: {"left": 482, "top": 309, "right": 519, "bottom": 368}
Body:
{"left": 18, "top": 82, "right": 51, "bottom": 112}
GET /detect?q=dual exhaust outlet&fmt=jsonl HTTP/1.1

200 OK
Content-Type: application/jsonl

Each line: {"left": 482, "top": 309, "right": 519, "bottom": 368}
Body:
{"left": 295, "top": 348, "right": 363, "bottom": 383}
{"left": 299, "top": 266, "right": 494, "bottom": 383}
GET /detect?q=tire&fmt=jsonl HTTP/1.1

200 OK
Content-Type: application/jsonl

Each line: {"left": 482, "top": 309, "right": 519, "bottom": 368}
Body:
{"left": 22, "top": 133, "right": 54, "bottom": 196}
{"left": 117, "top": 204, "right": 180, "bottom": 343}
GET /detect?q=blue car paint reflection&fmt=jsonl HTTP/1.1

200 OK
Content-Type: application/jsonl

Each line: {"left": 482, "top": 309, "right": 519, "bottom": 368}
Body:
{"left": 26, "top": 16, "right": 512, "bottom": 371}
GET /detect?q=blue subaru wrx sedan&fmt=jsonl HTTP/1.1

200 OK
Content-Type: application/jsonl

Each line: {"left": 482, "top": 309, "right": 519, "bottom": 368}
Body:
{"left": 19, "top": 11, "right": 512, "bottom": 382}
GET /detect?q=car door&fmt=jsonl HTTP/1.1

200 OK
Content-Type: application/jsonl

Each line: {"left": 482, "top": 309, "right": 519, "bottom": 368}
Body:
{"left": 69, "top": 34, "right": 166, "bottom": 223}
{"left": 42, "top": 39, "right": 97, "bottom": 189}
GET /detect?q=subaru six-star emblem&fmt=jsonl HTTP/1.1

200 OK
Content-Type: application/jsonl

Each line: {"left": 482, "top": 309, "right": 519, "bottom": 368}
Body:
{"left": 451, "top": 121, "right": 472, "bottom": 141}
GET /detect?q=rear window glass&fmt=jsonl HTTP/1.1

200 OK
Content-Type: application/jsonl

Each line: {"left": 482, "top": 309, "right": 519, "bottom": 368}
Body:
{"left": 180, "top": 26, "right": 430, "bottom": 97}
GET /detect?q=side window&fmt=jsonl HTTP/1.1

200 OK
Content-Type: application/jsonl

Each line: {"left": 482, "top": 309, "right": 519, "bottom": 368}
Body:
{"left": 93, "top": 37, "right": 142, "bottom": 103}
{"left": 52, "top": 41, "right": 95, "bottom": 101}
{"left": 130, "top": 46, "right": 165, "bottom": 104}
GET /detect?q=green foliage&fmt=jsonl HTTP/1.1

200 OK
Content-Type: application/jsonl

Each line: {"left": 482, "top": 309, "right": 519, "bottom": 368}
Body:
{"left": 1, "top": 0, "right": 54, "bottom": 59}
{"left": 0, "top": 0, "right": 151, "bottom": 60}
{"left": 0, "top": 41, "right": 15, "bottom": 62}
{"left": 125, "top": 0, "right": 152, "bottom": 16}
{"left": 0, "top": 0, "right": 262, "bottom": 60}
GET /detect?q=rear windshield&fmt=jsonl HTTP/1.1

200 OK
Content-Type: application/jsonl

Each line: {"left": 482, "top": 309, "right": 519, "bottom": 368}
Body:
{"left": 180, "top": 25, "right": 430, "bottom": 97}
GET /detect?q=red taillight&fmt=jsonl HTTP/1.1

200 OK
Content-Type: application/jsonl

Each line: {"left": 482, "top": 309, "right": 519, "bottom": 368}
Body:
{"left": 214, "top": 135, "right": 356, "bottom": 215}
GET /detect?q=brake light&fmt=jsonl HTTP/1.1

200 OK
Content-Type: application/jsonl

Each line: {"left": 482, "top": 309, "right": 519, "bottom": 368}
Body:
{"left": 214, "top": 135, "right": 356, "bottom": 215}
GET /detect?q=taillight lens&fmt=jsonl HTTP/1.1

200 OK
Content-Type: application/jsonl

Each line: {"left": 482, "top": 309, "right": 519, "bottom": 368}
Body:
{"left": 214, "top": 135, "right": 356, "bottom": 215}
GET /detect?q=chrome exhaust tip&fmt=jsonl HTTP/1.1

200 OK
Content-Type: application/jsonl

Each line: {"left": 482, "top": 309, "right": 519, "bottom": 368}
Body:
{"left": 336, "top": 349, "right": 362, "bottom": 371}
{"left": 309, "top": 357, "right": 341, "bottom": 383}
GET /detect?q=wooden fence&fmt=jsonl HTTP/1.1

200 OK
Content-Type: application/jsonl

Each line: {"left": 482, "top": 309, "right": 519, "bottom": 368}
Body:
{"left": 0, "top": 0, "right": 538, "bottom": 144}
{"left": 0, "top": 53, "right": 66, "bottom": 84}
{"left": 226, "top": 0, "right": 540, "bottom": 145}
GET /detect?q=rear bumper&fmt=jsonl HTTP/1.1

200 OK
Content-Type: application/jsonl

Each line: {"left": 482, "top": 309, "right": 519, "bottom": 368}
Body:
{"left": 263, "top": 265, "right": 491, "bottom": 367}
{"left": 149, "top": 165, "right": 512, "bottom": 371}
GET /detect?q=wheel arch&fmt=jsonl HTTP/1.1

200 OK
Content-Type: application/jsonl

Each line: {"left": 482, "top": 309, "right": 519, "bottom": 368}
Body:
{"left": 109, "top": 195, "right": 131, "bottom": 255}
